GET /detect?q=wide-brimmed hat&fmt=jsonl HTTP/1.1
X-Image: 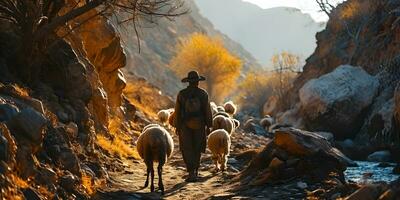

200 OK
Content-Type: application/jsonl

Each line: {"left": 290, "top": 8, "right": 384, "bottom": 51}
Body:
{"left": 181, "top": 71, "right": 206, "bottom": 83}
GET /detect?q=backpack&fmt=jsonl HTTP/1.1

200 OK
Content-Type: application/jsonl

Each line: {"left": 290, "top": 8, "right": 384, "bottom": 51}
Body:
{"left": 183, "top": 94, "right": 203, "bottom": 129}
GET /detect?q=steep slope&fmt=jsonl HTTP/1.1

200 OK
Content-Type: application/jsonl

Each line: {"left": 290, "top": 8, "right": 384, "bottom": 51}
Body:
{"left": 276, "top": 0, "right": 400, "bottom": 147}
{"left": 114, "top": 0, "right": 262, "bottom": 96}
{"left": 195, "top": 0, "right": 325, "bottom": 66}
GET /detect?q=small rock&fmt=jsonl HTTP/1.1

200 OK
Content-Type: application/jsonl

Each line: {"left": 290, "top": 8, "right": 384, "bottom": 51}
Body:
{"left": 23, "top": 188, "right": 41, "bottom": 200}
{"left": 268, "top": 157, "right": 284, "bottom": 170}
{"left": 57, "top": 111, "right": 69, "bottom": 122}
{"left": 65, "top": 122, "right": 78, "bottom": 139}
{"left": 330, "top": 193, "right": 341, "bottom": 199}
{"left": 228, "top": 158, "right": 238, "bottom": 164}
{"left": 367, "top": 151, "right": 392, "bottom": 162}
{"left": 7, "top": 107, "right": 47, "bottom": 145}
{"left": 393, "top": 164, "right": 400, "bottom": 174}
{"left": 60, "top": 172, "right": 78, "bottom": 192}
{"left": 59, "top": 148, "right": 81, "bottom": 175}
{"left": 377, "top": 162, "right": 393, "bottom": 168}
{"left": 0, "top": 103, "right": 19, "bottom": 122}
{"left": 296, "top": 181, "right": 308, "bottom": 189}
{"left": 36, "top": 166, "right": 57, "bottom": 184}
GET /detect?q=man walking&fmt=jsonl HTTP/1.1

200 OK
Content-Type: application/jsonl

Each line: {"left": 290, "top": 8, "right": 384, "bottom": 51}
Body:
{"left": 173, "top": 71, "right": 213, "bottom": 182}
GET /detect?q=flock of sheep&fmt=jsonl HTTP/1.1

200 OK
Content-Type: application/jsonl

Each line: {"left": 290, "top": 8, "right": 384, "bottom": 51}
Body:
{"left": 136, "top": 101, "right": 275, "bottom": 194}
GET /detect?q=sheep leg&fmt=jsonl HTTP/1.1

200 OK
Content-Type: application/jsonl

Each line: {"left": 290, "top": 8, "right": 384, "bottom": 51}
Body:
{"left": 221, "top": 154, "right": 228, "bottom": 172}
{"left": 212, "top": 154, "right": 219, "bottom": 172}
{"left": 144, "top": 165, "right": 150, "bottom": 188}
{"left": 150, "top": 162, "right": 155, "bottom": 192}
{"left": 158, "top": 164, "right": 164, "bottom": 194}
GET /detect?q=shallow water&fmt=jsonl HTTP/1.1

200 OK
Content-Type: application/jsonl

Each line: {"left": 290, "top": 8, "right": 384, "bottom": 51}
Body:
{"left": 345, "top": 161, "right": 399, "bottom": 183}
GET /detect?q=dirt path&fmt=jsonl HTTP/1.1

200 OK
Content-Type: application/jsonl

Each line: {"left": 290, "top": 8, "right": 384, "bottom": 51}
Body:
{"left": 93, "top": 131, "right": 269, "bottom": 200}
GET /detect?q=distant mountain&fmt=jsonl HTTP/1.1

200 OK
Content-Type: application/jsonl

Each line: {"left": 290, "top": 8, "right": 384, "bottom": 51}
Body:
{"left": 195, "top": 0, "right": 326, "bottom": 66}
{"left": 113, "top": 0, "right": 261, "bottom": 96}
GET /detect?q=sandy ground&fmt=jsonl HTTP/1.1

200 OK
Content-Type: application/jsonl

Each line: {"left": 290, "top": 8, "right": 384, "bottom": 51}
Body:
{"left": 93, "top": 131, "right": 270, "bottom": 200}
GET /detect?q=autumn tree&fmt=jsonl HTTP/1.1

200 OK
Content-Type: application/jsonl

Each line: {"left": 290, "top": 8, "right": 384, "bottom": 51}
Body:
{"left": 0, "top": 0, "right": 186, "bottom": 82}
{"left": 271, "top": 51, "right": 300, "bottom": 109}
{"left": 170, "top": 33, "right": 242, "bottom": 103}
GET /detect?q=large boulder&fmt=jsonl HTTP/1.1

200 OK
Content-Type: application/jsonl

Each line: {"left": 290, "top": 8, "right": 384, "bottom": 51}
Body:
{"left": 274, "top": 128, "right": 355, "bottom": 169}
{"left": 299, "top": 65, "right": 379, "bottom": 139}
{"left": 241, "top": 127, "right": 355, "bottom": 186}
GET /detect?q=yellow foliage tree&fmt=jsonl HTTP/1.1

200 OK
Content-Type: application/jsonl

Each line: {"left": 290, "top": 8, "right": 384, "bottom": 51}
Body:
{"left": 170, "top": 33, "right": 242, "bottom": 103}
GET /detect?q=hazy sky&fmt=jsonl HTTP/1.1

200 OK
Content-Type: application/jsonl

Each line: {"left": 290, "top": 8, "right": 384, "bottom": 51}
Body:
{"left": 243, "top": 0, "right": 344, "bottom": 22}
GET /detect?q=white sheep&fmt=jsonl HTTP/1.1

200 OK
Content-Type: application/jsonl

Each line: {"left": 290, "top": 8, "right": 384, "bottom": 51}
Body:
{"left": 208, "top": 129, "right": 231, "bottom": 172}
{"left": 157, "top": 108, "right": 174, "bottom": 126}
{"left": 212, "top": 115, "right": 235, "bottom": 135}
{"left": 137, "top": 124, "right": 174, "bottom": 194}
{"left": 232, "top": 118, "right": 240, "bottom": 129}
{"left": 259, "top": 115, "right": 274, "bottom": 132}
{"left": 223, "top": 101, "right": 237, "bottom": 115}
{"left": 210, "top": 102, "right": 218, "bottom": 115}
{"left": 217, "top": 106, "right": 225, "bottom": 112}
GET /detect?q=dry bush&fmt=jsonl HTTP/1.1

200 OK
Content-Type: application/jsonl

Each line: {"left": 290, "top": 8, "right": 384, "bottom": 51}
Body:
{"left": 271, "top": 52, "right": 301, "bottom": 110}
{"left": 235, "top": 70, "right": 297, "bottom": 116}
{"left": 170, "top": 33, "right": 242, "bottom": 103}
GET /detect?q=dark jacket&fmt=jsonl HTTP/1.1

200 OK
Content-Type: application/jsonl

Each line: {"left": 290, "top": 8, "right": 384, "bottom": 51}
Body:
{"left": 174, "top": 85, "right": 213, "bottom": 131}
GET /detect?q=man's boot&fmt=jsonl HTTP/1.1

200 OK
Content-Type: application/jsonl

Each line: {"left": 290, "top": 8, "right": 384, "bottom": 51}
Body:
{"left": 185, "top": 171, "right": 197, "bottom": 182}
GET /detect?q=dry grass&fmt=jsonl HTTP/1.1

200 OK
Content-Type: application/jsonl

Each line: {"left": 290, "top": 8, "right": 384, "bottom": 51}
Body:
{"left": 36, "top": 185, "right": 54, "bottom": 199}
{"left": 96, "top": 134, "right": 139, "bottom": 159}
{"left": 123, "top": 83, "right": 159, "bottom": 118}
{"left": 96, "top": 115, "right": 140, "bottom": 159}
{"left": 82, "top": 173, "right": 95, "bottom": 195}
{"left": 11, "top": 84, "right": 30, "bottom": 97}
{"left": 10, "top": 174, "right": 29, "bottom": 189}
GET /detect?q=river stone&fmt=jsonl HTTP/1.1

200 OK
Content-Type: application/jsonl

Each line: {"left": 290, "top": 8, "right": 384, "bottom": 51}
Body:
{"left": 367, "top": 151, "right": 392, "bottom": 162}
{"left": 299, "top": 65, "right": 379, "bottom": 139}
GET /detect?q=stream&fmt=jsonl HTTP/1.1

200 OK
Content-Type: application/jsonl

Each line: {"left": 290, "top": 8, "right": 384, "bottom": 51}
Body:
{"left": 345, "top": 161, "right": 399, "bottom": 183}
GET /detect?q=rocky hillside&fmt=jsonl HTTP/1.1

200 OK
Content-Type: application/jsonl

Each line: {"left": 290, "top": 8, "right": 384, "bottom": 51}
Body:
{"left": 195, "top": 0, "right": 325, "bottom": 66}
{"left": 0, "top": 3, "right": 147, "bottom": 198}
{"left": 114, "top": 0, "right": 262, "bottom": 96}
{"left": 273, "top": 0, "right": 400, "bottom": 152}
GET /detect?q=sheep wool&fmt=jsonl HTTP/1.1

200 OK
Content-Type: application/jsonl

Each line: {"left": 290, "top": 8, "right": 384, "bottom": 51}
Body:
{"left": 223, "top": 101, "right": 237, "bottom": 115}
{"left": 137, "top": 124, "right": 174, "bottom": 194}
{"left": 208, "top": 129, "right": 231, "bottom": 172}
{"left": 212, "top": 115, "right": 235, "bottom": 134}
